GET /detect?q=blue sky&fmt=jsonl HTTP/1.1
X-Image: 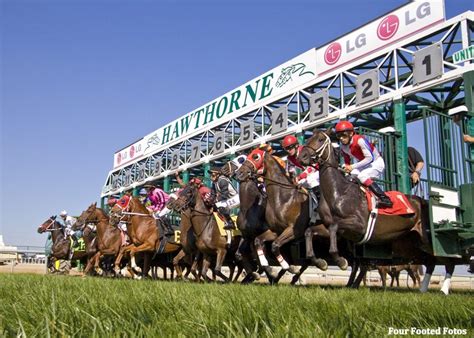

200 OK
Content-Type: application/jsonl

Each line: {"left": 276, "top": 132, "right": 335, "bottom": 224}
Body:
{"left": 1, "top": 0, "right": 472, "bottom": 248}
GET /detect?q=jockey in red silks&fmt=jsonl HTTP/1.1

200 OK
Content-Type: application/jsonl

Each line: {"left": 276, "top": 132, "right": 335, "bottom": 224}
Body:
{"left": 281, "top": 135, "right": 320, "bottom": 189}
{"left": 335, "top": 121, "right": 393, "bottom": 208}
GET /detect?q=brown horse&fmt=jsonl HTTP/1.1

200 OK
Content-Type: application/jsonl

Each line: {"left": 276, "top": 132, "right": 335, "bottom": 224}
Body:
{"left": 172, "top": 184, "right": 241, "bottom": 282}
{"left": 75, "top": 203, "right": 123, "bottom": 275}
{"left": 109, "top": 196, "right": 181, "bottom": 278}
{"left": 37, "top": 216, "right": 87, "bottom": 271}
{"left": 235, "top": 147, "right": 331, "bottom": 275}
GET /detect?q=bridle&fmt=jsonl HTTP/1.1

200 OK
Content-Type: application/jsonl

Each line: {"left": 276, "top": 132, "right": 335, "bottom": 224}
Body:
{"left": 303, "top": 132, "right": 332, "bottom": 164}
{"left": 40, "top": 217, "right": 60, "bottom": 232}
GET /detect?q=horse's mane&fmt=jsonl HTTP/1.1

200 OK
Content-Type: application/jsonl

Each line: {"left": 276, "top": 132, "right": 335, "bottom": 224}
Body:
{"left": 131, "top": 196, "right": 150, "bottom": 213}
{"left": 266, "top": 152, "right": 293, "bottom": 184}
{"left": 96, "top": 207, "right": 109, "bottom": 219}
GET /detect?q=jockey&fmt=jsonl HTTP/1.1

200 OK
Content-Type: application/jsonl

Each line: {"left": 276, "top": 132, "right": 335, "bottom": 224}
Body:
{"left": 138, "top": 188, "right": 148, "bottom": 204}
{"left": 144, "top": 184, "right": 174, "bottom": 235}
{"left": 282, "top": 135, "right": 321, "bottom": 216}
{"left": 335, "top": 121, "right": 393, "bottom": 208}
{"left": 208, "top": 166, "right": 239, "bottom": 230}
{"left": 58, "top": 210, "right": 79, "bottom": 247}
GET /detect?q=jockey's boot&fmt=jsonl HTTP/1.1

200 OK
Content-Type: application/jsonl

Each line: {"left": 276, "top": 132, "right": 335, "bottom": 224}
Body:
{"left": 368, "top": 182, "right": 393, "bottom": 208}
{"left": 164, "top": 223, "right": 174, "bottom": 236}
{"left": 71, "top": 234, "right": 79, "bottom": 247}
{"left": 223, "top": 218, "right": 236, "bottom": 231}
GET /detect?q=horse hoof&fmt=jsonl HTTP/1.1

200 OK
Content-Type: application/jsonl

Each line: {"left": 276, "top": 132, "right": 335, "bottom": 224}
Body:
{"left": 336, "top": 258, "right": 348, "bottom": 271}
{"left": 294, "top": 276, "right": 306, "bottom": 286}
{"left": 288, "top": 265, "right": 299, "bottom": 274}
{"left": 251, "top": 272, "right": 261, "bottom": 281}
{"left": 313, "top": 258, "right": 328, "bottom": 271}
{"left": 133, "top": 275, "right": 142, "bottom": 280}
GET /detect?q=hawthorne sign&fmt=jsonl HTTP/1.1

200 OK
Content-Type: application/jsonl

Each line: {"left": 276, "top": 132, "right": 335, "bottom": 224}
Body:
{"left": 113, "top": 49, "right": 317, "bottom": 168}
{"left": 452, "top": 45, "right": 474, "bottom": 64}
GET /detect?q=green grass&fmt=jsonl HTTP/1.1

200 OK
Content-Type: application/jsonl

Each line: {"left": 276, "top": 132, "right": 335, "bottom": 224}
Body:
{"left": 0, "top": 274, "right": 472, "bottom": 337}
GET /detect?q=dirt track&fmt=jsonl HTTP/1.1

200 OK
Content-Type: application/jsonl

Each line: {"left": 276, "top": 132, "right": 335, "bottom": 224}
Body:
{"left": 1, "top": 262, "right": 473, "bottom": 291}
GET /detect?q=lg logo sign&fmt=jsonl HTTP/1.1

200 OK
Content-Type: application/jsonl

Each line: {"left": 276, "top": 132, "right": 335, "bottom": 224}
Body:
{"left": 324, "top": 42, "right": 342, "bottom": 65}
{"left": 323, "top": 1, "right": 432, "bottom": 66}
{"left": 377, "top": 15, "right": 399, "bottom": 40}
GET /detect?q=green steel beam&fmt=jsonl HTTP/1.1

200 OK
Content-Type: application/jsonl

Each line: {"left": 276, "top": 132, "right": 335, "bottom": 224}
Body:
{"left": 204, "top": 162, "right": 211, "bottom": 188}
{"left": 132, "top": 187, "right": 139, "bottom": 197}
{"left": 297, "top": 133, "right": 305, "bottom": 145}
{"left": 463, "top": 71, "right": 474, "bottom": 179}
{"left": 394, "top": 99, "right": 410, "bottom": 194}
{"left": 182, "top": 170, "right": 190, "bottom": 184}
{"left": 163, "top": 176, "right": 171, "bottom": 193}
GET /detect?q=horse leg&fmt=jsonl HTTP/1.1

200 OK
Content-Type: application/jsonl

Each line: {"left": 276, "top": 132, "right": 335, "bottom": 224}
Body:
{"left": 329, "top": 224, "right": 348, "bottom": 270}
{"left": 440, "top": 262, "right": 455, "bottom": 295}
{"left": 114, "top": 244, "right": 132, "bottom": 274}
{"left": 290, "top": 263, "right": 309, "bottom": 285}
{"left": 236, "top": 238, "right": 260, "bottom": 283}
{"left": 254, "top": 230, "right": 278, "bottom": 279}
{"left": 420, "top": 261, "right": 435, "bottom": 293}
{"left": 142, "top": 252, "right": 151, "bottom": 278}
{"left": 353, "top": 264, "right": 368, "bottom": 288}
{"left": 270, "top": 227, "right": 295, "bottom": 272}
{"left": 304, "top": 226, "right": 328, "bottom": 271}
{"left": 129, "top": 243, "right": 155, "bottom": 273}
{"left": 201, "top": 254, "right": 212, "bottom": 282}
{"left": 346, "top": 260, "right": 359, "bottom": 287}
{"left": 213, "top": 248, "right": 229, "bottom": 282}
{"left": 378, "top": 268, "right": 387, "bottom": 288}
{"left": 172, "top": 249, "right": 186, "bottom": 280}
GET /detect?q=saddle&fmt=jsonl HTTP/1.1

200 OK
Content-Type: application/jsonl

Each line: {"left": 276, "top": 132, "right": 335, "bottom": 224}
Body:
{"left": 155, "top": 217, "right": 180, "bottom": 242}
{"left": 363, "top": 188, "right": 415, "bottom": 216}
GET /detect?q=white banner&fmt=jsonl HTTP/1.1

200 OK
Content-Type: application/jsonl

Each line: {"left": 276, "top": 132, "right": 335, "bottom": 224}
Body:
{"left": 113, "top": 139, "right": 145, "bottom": 169}
{"left": 316, "top": 1, "right": 445, "bottom": 76}
{"left": 140, "top": 49, "right": 318, "bottom": 158}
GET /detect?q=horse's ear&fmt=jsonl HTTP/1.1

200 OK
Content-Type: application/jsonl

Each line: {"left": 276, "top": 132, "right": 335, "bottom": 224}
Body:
{"left": 324, "top": 127, "right": 334, "bottom": 136}
{"left": 94, "top": 202, "right": 97, "bottom": 207}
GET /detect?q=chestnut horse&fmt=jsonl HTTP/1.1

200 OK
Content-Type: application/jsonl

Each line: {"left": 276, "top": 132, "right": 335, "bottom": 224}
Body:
{"left": 109, "top": 196, "right": 181, "bottom": 277}
{"left": 172, "top": 184, "right": 241, "bottom": 282}
{"left": 75, "top": 203, "right": 123, "bottom": 275}
{"left": 37, "top": 216, "right": 88, "bottom": 270}
{"left": 235, "top": 147, "right": 332, "bottom": 276}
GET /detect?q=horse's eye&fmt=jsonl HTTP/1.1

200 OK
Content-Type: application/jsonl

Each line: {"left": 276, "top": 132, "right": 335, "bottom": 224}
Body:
{"left": 252, "top": 154, "right": 260, "bottom": 160}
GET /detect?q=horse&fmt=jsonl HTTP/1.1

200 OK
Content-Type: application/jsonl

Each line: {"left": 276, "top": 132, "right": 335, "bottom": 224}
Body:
{"left": 109, "top": 196, "right": 181, "bottom": 278}
{"left": 235, "top": 146, "right": 332, "bottom": 277}
{"left": 172, "top": 183, "right": 241, "bottom": 282}
{"left": 379, "top": 264, "right": 422, "bottom": 288}
{"left": 75, "top": 203, "right": 123, "bottom": 276}
{"left": 298, "top": 129, "right": 467, "bottom": 294}
{"left": 37, "top": 216, "right": 87, "bottom": 272}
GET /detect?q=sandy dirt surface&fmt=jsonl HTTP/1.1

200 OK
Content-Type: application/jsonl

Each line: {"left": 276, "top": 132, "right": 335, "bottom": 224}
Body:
{"left": 1, "top": 263, "right": 472, "bottom": 291}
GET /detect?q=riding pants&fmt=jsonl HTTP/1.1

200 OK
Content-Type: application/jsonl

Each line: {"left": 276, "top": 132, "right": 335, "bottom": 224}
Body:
{"left": 351, "top": 156, "right": 385, "bottom": 185}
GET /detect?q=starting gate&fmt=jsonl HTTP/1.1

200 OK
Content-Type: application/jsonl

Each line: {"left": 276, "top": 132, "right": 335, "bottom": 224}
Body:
{"left": 101, "top": 2, "right": 474, "bottom": 261}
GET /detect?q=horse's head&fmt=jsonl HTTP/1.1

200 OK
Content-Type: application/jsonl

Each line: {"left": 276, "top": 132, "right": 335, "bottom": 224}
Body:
{"left": 109, "top": 195, "right": 132, "bottom": 226}
{"left": 235, "top": 147, "right": 267, "bottom": 182}
{"left": 37, "top": 216, "right": 58, "bottom": 234}
{"left": 298, "top": 129, "right": 333, "bottom": 166}
{"left": 75, "top": 202, "right": 98, "bottom": 230}
{"left": 172, "top": 184, "right": 197, "bottom": 212}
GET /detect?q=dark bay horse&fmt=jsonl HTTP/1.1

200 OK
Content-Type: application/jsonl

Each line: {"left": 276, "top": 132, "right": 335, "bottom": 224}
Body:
{"left": 75, "top": 203, "right": 123, "bottom": 275}
{"left": 296, "top": 130, "right": 471, "bottom": 294}
{"left": 297, "top": 130, "right": 428, "bottom": 265}
{"left": 37, "top": 216, "right": 87, "bottom": 271}
{"left": 235, "top": 147, "right": 332, "bottom": 275}
{"left": 172, "top": 184, "right": 241, "bottom": 282}
{"left": 109, "top": 196, "right": 181, "bottom": 277}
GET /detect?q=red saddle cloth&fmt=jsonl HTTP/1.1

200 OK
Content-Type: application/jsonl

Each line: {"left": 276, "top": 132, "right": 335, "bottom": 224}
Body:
{"left": 365, "top": 190, "right": 416, "bottom": 216}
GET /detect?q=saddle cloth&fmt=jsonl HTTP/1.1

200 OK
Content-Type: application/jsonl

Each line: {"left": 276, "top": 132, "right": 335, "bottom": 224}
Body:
{"left": 364, "top": 189, "right": 415, "bottom": 216}
{"left": 213, "top": 213, "right": 241, "bottom": 237}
